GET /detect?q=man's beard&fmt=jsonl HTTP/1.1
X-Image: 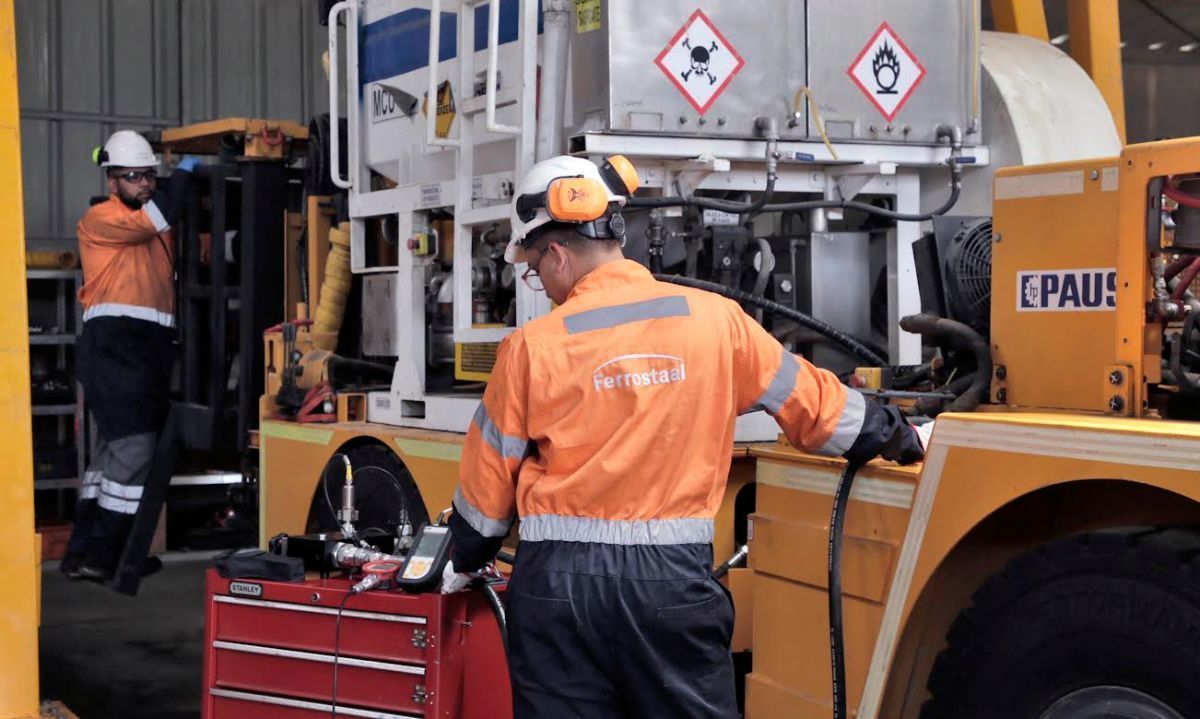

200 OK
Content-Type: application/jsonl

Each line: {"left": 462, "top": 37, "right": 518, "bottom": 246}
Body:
{"left": 117, "top": 193, "right": 145, "bottom": 211}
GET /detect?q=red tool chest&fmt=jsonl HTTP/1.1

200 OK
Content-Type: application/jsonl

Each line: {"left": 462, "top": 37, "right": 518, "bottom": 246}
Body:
{"left": 202, "top": 569, "right": 511, "bottom": 718}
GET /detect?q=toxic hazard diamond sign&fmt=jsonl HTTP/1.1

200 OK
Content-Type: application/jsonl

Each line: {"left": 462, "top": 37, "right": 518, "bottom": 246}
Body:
{"left": 847, "top": 22, "right": 926, "bottom": 122}
{"left": 655, "top": 10, "right": 745, "bottom": 115}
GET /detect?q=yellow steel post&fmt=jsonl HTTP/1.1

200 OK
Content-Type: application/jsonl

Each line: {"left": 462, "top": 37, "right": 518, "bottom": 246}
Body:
{"left": 0, "top": 0, "right": 40, "bottom": 714}
{"left": 990, "top": 0, "right": 1049, "bottom": 41}
{"left": 1067, "top": 0, "right": 1127, "bottom": 143}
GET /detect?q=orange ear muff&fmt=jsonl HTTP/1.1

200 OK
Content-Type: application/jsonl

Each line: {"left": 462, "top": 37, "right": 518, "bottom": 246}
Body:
{"left": 601, "top": 155, "right": 640, "bottom": 196}
{"left": 545, "top": 177, "right": 610, "bottom": 223}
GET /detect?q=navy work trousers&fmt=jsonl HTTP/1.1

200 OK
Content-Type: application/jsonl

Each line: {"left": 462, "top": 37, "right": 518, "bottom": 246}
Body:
{"left": 507, "top": 541, "right": 737, "bottom": 718}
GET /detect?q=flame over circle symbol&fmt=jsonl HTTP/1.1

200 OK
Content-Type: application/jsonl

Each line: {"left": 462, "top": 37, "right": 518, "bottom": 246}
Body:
{"left": 871, "top": 40, "right": 900, "bottom": 94}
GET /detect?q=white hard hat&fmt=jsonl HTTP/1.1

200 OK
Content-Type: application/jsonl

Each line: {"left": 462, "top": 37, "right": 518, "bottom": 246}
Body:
{"left": 506, "top": 155, "right": 638, "bottom": 264}
{"left": 98, "top": 130, "right": 159, "bottom": 169}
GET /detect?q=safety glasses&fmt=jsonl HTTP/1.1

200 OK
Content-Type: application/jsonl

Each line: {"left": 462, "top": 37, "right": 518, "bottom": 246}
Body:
{"left": 112, "top": 169, "right": 158, "bottom": 184}
{"left": 521, "top": 246, "right": 550, "bottom": 292}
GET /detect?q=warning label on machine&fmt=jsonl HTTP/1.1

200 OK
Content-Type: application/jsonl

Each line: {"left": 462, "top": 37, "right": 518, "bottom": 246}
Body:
{"left": 846, "top": 22, "right": 926, "bottom": 122}
{"left": 654, "top": 10, "right": 745, "bottom": 115}
{"left": 575, "top": 0, "right": 601, "bottom": 33}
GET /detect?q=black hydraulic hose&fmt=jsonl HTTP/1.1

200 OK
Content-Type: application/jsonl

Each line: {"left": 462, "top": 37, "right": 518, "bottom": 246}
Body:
{"left": 649, "top": 252, "right": 664, "bottom": 274}
{"left": 653, "top": 274, "right": 887, "bottom": 367}
{"left": 911, "top": 372, "right": 976, "bottom": 417}
{"left": 479, "top": 581, "right": 508, "bottom": 657}
{"left": 828, "top": 461, "right": 863, "bottom": 719}
{"left": 759, "top": 170, "right": 962, "bottom": 222}
{"left": 899, "top": 313, "right": 991, "bottom": 412}
{"left": 627, "top": 174, "right": 778, "bottom": 216}
{"left": 627, "top": 162, "right": 962, "bottom": 223}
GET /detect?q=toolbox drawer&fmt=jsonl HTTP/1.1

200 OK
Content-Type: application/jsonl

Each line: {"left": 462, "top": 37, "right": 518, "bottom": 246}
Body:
{"left": 212, "top": 640, "right": 428, "bottom": 713}
{"left": 212, "top": 595, "right": 429, "bottom": 663}
{"left": 210, "top": 688, "right": 421, "bottom": 719}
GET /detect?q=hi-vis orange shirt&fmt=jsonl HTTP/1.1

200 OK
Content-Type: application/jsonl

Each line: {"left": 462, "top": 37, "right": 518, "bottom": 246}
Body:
{"left": 453, "top": 259, "right": 893, "bottom": 548}
{"left": 77, "top": 196, "right": 175, "bottom": 327}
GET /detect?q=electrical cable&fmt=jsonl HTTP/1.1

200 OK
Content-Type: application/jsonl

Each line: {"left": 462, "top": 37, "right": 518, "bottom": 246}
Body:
{"left": 330, "top": 591, "right": 353, "bottom": 718}
{"left": 652, "top": 274, "right": 888, "bottom": 367}
{"left": 827, "top": 461, "right": 863, "bottom": 719}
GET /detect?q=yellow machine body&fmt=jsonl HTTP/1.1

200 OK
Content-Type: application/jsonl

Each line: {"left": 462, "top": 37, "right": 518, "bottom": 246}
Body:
{"left": 989, "top": 157, "right": 1124, "bottom": 413}
{"left": 0, "top": 0, "right": 42, "bottom": 713}
{"left": 744, "top": 413, "right": 1200, "bottom": 718}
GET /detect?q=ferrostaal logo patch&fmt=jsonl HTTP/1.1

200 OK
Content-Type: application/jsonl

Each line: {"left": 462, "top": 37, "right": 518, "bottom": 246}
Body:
{"left": 1017, "top": 268, "right": 1116, "bottom": 312}
{"left": 593, "top": 354, "right": 687, "bottom": 392}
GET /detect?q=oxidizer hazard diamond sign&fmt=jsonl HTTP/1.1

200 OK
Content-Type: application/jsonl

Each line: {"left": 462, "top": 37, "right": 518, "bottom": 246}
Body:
{"left": 655, "top": 10, "right": 745, "bottom": 115}
{"left": 847, "top": 22, "right": 926, "bottom": 122}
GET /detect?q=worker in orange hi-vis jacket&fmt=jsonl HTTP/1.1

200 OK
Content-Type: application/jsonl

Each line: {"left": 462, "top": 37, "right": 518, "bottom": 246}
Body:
{"left": 62, "top": 130, "right": 198, "bottom": 585}
{"left": 442, "top": 155, "right": 924, "bottom": 717}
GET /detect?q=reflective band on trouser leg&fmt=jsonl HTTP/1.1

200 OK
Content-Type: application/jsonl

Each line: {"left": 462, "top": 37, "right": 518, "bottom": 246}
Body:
{"left": 97, "top": 432, "right": 156, "bottom": 516}
{"left": 472, "top": 403, "right": 533, "bottom": 461}
{"left": 453, "top": 487, "right": 514, "bottom": 538}
{"left": 817, "top": 389, "right": 867, "bottom": 456}
{"left": 519, "top": 516, "right": 715, "bottom": 545}
{"left": 97, "top": 478, "right": 145, "bottom": 515}
{"left": 563, "top": 296, "right": 690, "bottom": 334}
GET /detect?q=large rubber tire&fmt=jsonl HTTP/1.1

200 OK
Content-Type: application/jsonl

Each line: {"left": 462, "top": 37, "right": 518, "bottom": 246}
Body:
{"left": 921, "top": 528, "right": 1200, "bottom": 719}
{"left": 305, "top": 443, "right": 429, "bottom": 537}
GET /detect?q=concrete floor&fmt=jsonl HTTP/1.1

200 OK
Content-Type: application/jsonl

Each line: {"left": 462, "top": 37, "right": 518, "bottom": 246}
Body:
{"left": 39, "top": 554, "right": 212, "bottom": 719}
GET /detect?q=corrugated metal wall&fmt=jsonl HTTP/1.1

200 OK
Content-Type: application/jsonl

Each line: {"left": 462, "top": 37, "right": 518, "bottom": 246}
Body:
{"left": 16, "top": 0, "right": 331, "bottom": 248}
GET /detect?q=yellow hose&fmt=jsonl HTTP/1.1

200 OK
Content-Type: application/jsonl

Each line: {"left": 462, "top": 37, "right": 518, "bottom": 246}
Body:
{"left": 793, "top": 87, "right": 839, "bottom": 161}
{"left": 313, "top": 221, "right": 352, "bottom": 351}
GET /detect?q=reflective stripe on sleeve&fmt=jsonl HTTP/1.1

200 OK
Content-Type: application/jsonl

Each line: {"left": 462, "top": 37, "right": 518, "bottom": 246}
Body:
{"left": 472, "top": 403, "right": 532, "bottom": 461}
{"left": 144, "top": 200, "right": 169, "bottom": 232}
{"left": 752, "top": 349, "right": 800, "bottom": 415}
{"left": 519, "top": 515, "right": 714, "bottom": 545}
{"left": 453, "top": 487, "right": 514, "bottom": 538}
{"left": 817, "top": 388, "right": 867, "bottom": 456}
{"left": 563, "top": 296, "right": 690, "bottom": 334}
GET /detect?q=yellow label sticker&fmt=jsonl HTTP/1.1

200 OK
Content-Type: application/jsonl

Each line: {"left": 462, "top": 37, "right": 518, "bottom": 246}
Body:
{"left": 575, "top": 0, "right": 601, "bottom": 33}
{"left": 421, "top": 80, "right": 456, "bottom": 139}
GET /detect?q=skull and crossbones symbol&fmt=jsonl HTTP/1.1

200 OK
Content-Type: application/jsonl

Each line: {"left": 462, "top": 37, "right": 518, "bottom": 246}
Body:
{"left": 680, "top": 37, "right": 719, "bottom": 85}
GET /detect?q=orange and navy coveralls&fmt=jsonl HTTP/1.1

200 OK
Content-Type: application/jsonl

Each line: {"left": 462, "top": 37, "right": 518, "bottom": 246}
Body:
{"left": 448, "top": 259, "right": 921, "bottom": 716}
{"left": 65, "top": 169, "right": 192, "bottom": 573}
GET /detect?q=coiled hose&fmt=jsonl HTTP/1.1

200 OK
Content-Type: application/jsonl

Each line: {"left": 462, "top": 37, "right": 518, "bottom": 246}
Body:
{"left": 653, "top": 274, "right": 887, "bottom": 367}
{"left": 828, "top": 461, "right": 863, "bottom": 719}
{"left": 314, "top": 221, "right": 352, "bottom": 351}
